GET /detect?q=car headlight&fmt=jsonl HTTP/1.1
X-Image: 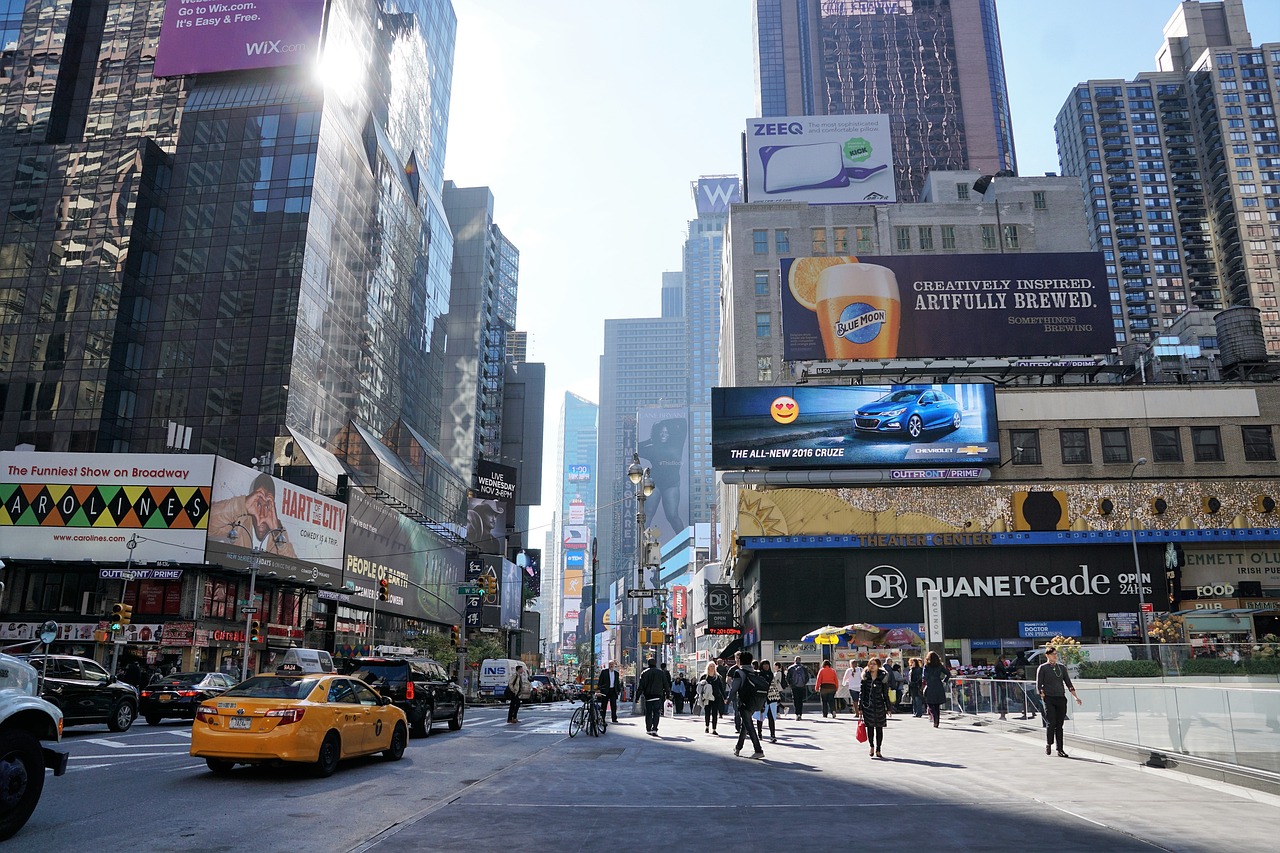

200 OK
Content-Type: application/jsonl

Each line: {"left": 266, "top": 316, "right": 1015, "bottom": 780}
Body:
{"left": 880, "top": 407, "right": 907, "bottom": 418}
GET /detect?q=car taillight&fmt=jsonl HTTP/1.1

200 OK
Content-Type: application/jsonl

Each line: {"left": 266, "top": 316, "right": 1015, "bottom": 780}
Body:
{"left": 195, "top": 706, "right": 219, "bottom": 721}
{"left": 140, "top": 690, "right": 152, "bottom": 698}
{"left": 265, "top": 708, "right": 305, "bottom": 725}
{"left": 405, "top": 681, "right": 414, "bottom": 700}
{"left": 177, "top": 690, "right": 199, "bottom": 697}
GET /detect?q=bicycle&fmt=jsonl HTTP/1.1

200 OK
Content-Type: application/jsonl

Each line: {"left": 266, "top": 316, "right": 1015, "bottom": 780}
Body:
{"left": 568, "top": 691, "right": 608, "bottom": 737}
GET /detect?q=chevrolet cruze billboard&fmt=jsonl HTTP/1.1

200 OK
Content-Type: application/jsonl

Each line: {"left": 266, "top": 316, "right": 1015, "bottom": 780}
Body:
{"left": 712, "top": 384, "right": 999, "bottom": 469}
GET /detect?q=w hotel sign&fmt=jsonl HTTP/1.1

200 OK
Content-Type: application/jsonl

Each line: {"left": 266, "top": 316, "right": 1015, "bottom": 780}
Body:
{"left": 0, "top": 452, "right": 214, "bottom": 563}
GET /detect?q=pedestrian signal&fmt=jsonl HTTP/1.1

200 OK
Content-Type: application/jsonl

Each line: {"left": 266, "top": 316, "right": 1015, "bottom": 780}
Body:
{"left": 638, "top": 629, "right": 648, "bottom": 644}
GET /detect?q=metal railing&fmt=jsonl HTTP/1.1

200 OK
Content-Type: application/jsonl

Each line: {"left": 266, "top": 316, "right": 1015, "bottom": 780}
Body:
{"left": 948, "top": 677, "right": 1280, "bottom": 775}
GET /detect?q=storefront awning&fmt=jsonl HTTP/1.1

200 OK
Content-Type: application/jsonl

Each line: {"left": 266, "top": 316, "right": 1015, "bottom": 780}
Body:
{"left": 713, "top": 637, "right": 742, "bottom": 660}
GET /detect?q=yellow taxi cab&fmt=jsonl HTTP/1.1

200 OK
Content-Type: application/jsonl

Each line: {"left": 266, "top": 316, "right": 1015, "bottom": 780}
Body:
{"left": 189, "top": 651, "right": 408, "bottom": 777}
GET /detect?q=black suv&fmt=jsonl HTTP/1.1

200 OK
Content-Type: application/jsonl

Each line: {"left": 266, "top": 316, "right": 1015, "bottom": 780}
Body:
{"left": 22, "top": 655, "right": 139, "bottom": 732}
{"left": 343, "top": 657, "right": 464, "bottom": 738}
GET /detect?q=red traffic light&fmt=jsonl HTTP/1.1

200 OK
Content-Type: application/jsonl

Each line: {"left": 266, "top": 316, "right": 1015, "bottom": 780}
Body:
{"left": 378, "top": 578, "right": 389, "bottom": 601}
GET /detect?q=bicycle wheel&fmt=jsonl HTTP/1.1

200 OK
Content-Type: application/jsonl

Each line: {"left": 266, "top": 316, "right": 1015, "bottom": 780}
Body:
{"left": 586, "top": 709, "right": 600, "bottom": 737}
{"left": 598, "top": 710, "right": 608, "bottom": 734}
{"left": 569, "top": 706, "right": 586, "bottom": 737}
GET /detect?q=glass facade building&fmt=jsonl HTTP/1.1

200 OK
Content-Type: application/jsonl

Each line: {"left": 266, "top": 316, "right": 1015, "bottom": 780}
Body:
{"left": 753, "top": 0, "right": 1016, "bottom": 201}
{"left": 0, "top": 0, "right": 465, "bottom": 523}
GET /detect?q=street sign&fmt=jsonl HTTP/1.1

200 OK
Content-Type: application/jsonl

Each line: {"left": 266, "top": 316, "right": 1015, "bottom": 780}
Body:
{"left": 457, "top": 586, "right": 482, "bottom": 596}
{"left": 240, "top": 606, "right": 258, "bottom": 614}
{"left": 626, "top": 590, "right": 655, "bottom": 599}
{"left": 1140, "top": 603, "right": 1154, "bottom": 613}
{"left": 645, "top": 607, "right": 661, "bottom": 616}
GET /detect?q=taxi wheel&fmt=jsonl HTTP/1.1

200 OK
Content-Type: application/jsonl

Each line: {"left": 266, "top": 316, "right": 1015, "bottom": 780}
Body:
{"left": 384, "top": 723, "right": 407, "bottom": 761}
{"left": 108, "top": 701, "right": 136, "bottom": 733}
{"left": 448, "top": 704, "right": 464, "bottom": 731}
{"left": 313, "top": 732, "right": 341, "bottom": 778}
{"left": 205, "top": 758, "right": 234, "bottom": 775}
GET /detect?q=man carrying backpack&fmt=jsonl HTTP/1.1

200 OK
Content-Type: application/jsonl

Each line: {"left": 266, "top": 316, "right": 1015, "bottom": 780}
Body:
{"left": 730, "top": 652, "right": 767, "bottom": 759}
{"left": 786, "top": 656, "right": 811, "bottom": 720}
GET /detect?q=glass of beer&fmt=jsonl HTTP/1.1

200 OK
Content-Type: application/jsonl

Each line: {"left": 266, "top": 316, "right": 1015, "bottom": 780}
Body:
{"left": 815, "top": 263, "right": 900, "bottom": 359}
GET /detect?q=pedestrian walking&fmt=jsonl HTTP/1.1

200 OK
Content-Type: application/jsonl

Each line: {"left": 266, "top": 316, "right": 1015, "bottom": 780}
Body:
{"left": 842, "top": 662, "right": 863, "bottom": 718}
{"left": 698, "top": 662, "right": 726, "bottom": 735}
{"left": 507, "top": 664, "right": 532, "bottom": 724}
{"left": 922, "top": 651, "right": 950, "bottom": 728}
{"left": 786, "top": 657, "right": 810, "bottom": 720}
{"left": 597, "top": 661, "right": 623, "bottom": 723}
{"left": 1036, "top": 646, "right": 1083, "bottom": 757}
{"left": 773, "top": 661, "right": 790, "bottom": 716}
{"left": 730, "top": 652, "right": 766, "bottom": 759}
{"left": 672, "top": 672, "right": 690, "bottom": 714}
{"left": 993, "top": 655, "right": 1012, "bottom": 720}
{"left": 638, "top": 658, "right": 667, "bottom": 735}
{"left": 907, "top": 657, "right": 925, "bottom": 718}
{"left": 815, "top": 660, "right": 840, "bottom": 718}
{"left": 755, "top": 659, "right": 780, "bottom": 743}
{"left": 859, "top": 658, "right": 892, "bottom": 758}
{"left": 659, "top": 663, "right": 673, "bottom": 716}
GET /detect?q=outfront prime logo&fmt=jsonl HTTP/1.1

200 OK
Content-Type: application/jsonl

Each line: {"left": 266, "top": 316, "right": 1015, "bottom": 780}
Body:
{"left": 865, "top": 564, "right": 907, "bottom": 608}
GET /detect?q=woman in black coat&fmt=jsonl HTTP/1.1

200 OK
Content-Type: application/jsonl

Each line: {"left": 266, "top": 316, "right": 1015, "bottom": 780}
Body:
{"left": 859, "top": 658, "right": 892, "bottom": 758}
{"left": 922, "top": 650, "right": 951, "bottom": 728}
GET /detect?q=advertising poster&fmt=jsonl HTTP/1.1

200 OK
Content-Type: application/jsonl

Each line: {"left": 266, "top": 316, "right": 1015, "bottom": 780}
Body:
{"left": 344, "top": 490, "right": 465, "bottom": 623}
{"left": 780, "top": 254, "right": 1113, "bottom": 361}
{"left": 0, "top": 451, "right": 213, "bottom": 563}
{"left": 205, "top": 458, "right": 345, "bottom": 585}
{"left": 712, "top": 384, "right": 999, "bottom": 469}
{"left": 694, "top": 176, "right": 741, "bottom": 215}
{"left": 466, "top": 460, "right": 517, "bottom": 554}
{"left": 563, "top": 570, "right": 584, "bottom": 599}
{"left": 637, "top": 408, "right": 689, "bottom": 546}
{"left": 153, "top": 0, "right": 328, "bottom": 77}
{"left": 746, "top": 115, "right": 895, "bottom": 204}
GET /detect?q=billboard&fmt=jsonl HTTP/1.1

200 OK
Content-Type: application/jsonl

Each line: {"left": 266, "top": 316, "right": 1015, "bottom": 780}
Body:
{"left": 780, "top": 254, "right": 1113, "bottom": 361}
{"left": 344, "top": 490, "right": 465, "bottom": 622}
{"left": 563, "top": 570, "right": 584, "bottom": 599}
{"left": 0, "top": 452, "right": 213, "bottom": 563}
{"left": 563, "top": 525, "right": 590, "bottom": 550}
{"left": 637, "top": 408, "right": 689, "bottom": 547}
{"left": 694, "top": 176, "right": 741, "bottom": 215}
{"left": 712, "top": 384, "right": 999, "bottom": 469}
{"left": 466, "top": 460, "right": 517, "bottom": 554}
{"left": 567, "top": 464, "right": 591, "bottom": 483}
{"left": 153, "top": 0, "right": 327, "bottom": 78}
{"left": 205, "top": 458, "right": 346, "bottom": 584}
{"left": 746, "top": 115, "right": 895, "bottom": 204}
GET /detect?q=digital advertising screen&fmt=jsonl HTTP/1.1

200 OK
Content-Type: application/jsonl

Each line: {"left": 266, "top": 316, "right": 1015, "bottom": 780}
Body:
{"left": 712, "top": 384, "right": 999, "bottom": 470}
{"left": 780, "top": 253, "right": 1113, "bottom": 361}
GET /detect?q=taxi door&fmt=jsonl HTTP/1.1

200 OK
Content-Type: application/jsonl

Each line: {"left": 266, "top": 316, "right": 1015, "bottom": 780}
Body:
{"left": 350, "top": 681, "right": 390, "bottom": 751}
{"left": 326, "top": 678, "right": 373, "bottom": 754}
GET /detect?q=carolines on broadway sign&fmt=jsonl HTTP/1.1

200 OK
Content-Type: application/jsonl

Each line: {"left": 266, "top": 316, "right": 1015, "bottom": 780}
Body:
{"left": 842, "top": 546, "right": 1168, "bottom": 637}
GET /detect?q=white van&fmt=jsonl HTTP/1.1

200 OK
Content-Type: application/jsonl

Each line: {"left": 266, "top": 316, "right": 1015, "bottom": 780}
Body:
{"left": 478, "top": 658, "right": 524, "bottom": 699}
{"left": 277, "top": 648, "right": 335, "bottom": 674}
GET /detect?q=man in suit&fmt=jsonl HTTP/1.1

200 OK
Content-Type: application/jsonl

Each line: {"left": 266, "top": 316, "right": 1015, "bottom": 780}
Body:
{"left": 597, "top": 660, "right": 622, "bottom": 722}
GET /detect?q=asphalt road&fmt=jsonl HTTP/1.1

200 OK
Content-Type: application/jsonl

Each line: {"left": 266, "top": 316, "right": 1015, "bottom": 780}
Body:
{"left": 16, "top": 701, "right": 1280, "bottom": 852}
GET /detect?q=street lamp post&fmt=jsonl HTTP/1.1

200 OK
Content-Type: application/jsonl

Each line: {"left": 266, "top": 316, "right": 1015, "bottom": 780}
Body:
{"left": 226, "top": 520, "right": 285, "bottom": 681}
{"left": 1128, "top": 457, "right": 1153, "bottom": 656}
{"left": 626, "top": 453, "right": 654, "bottom": 701}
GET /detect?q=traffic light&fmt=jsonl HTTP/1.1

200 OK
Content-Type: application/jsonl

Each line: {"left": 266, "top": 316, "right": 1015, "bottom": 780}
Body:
{"left": 450, "top": 625, "right": 460, "bottom": 647}
{"left": 659, "top": 611, "right": 668, "bottom": 632}
{"left": 250, "top": 620, "right": 263, "bottom": 642}
{"left": 110, "top": 602, "right": 132, "bottom": 631}
{"left": 378, "top": 577, "right": 389, "bottom": 601}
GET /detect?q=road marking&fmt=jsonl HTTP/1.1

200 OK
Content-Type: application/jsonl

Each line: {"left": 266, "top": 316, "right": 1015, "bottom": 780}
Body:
{"left": 70, "top": 751, "right": 190, "bottom": 760}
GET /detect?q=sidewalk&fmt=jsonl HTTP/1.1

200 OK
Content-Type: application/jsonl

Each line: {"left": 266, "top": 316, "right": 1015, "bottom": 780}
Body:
{"left": 388, "top": 705, "right": 1280, "bottom": 852}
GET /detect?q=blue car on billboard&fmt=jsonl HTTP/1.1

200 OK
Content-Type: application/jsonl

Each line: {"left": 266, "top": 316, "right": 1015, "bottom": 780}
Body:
{"left": 853, "top": 389, "right": 962, "bottom": 440}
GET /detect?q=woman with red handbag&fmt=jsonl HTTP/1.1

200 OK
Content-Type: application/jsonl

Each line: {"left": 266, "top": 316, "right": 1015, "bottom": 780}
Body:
{"left": 859, "top": 658, "right": 892, "bottom": 758}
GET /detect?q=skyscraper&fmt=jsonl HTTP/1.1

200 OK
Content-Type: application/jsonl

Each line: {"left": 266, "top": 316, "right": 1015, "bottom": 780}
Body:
{"left": 1054, "top": 0, "right": 1279, "bottom": 351}
{"left": 753, "top": 0, "right": 1016, "bottom": 201}
{"left": 551, "top": 393, "right": 598, "bottom": 657}
{"left": 0, "top": 0, "right": 466, "bottom": 522}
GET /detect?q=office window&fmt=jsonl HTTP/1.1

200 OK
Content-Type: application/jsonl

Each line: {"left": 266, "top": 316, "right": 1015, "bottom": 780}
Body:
{"left": 833, "top": 227, "right": 848, "bottom": 253}
{"left": 1059, "top": 429, "right": 1091, "bottom": 464}
{"left": 895, "top": 226, "right": 911, "bottom": 251}
{"left": 811, "top": 228, "right": 827, "bottom": 255}
{"left": 754, "top": 270, "right": 769, "bottom": 297}
{"left": 941, "top": 225, "right": 956, "bottom": 249}
{"left": 982, "top": 225, "right": 998, "bottom": 250}
{"left": 1150, "top": 427, "right": 1181, "bottom": 462}
{"left": 918, "top": 226, "right": 934, "bottom": 250}
{"left": 1100, "top": 428, "right": 1131, "bottom": 463}
{"left": 1191, "top": 426, "right": 1223, "bottom": 461}
{"left": 753, "top": 230, "right": 768, "bottom": 254}
{"left": 1003, "top": 225, "right": 1020, "bottom": 250}
{"left": 757, "top": 356, "right": 773, "bottom": 382}
{"left": 1009, "top": 429, "right": 1041, "bottom": 465}
{"left": 1242, "top": 425, "right": 1276, "bottom": 461}
{"left": 956, "top": 182, "right": 970, "bottom": 200}
{"left": 1033, "top": 191, "right": 1047, "bottom": 210}
{"left": 855, "top": 226, "right": 874, "bottom": 253}
{"left": 774, "top": 229, "right": 790, "bottom": 254}
{"left": 755, "top": 312, "right": 771, "bottom": 337}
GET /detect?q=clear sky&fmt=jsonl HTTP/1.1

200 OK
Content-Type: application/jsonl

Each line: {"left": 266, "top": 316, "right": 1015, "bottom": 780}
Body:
{"left": 441, "top": 0, "right": 1280, "bottom": 541}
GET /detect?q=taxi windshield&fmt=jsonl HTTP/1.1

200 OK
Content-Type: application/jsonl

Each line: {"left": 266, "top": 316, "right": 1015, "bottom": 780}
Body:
{"left": 221, "top": 675, "right": 320, "bottom": 700}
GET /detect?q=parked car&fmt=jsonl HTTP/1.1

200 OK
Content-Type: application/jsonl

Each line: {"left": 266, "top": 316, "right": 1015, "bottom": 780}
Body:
{"left": 0, "top": 652, "right": 68, "bottom": 840}
{"left": 854, "top": 389, "right": 962, "bottom": 440}
{"left": 190, "top": 670, "right": 407, "bottom": 777}
{"left": 529, "top": 674, "right": 564, "bottom": 702}
{"left": 21, "top": 654, "right": 138, "bottom": 732}
{"left": 140, "top": 671, "right": 237, "bottom": 725}
{"left": 342, "top": 656, "right": 464, "bottom": 737}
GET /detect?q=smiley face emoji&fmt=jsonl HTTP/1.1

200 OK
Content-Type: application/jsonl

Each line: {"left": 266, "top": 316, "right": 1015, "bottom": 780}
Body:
{"left": 771, "top": 395, "right": 799, "bottom": 424}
